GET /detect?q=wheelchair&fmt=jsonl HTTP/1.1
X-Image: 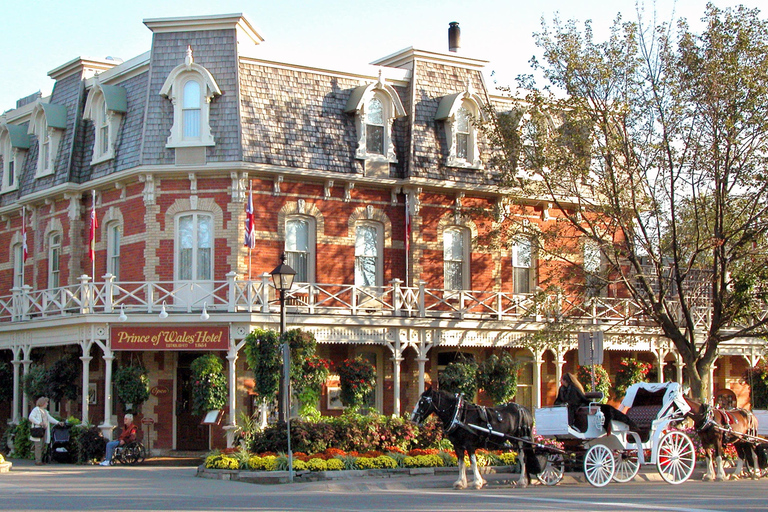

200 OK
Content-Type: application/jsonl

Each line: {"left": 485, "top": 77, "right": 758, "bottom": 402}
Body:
{"left": 112, "top": 440, "right": 147, "bottom": 465}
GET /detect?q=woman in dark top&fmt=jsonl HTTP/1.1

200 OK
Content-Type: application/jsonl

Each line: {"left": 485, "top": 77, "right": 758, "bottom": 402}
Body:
{"left": 554, "top": 372, "right": 590, "bottom": 429}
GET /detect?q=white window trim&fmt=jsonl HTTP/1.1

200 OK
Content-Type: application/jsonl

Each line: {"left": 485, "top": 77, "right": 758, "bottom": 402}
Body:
{"left": 83, "top": 83, "right": 126, "bottom": 165}
{"left": 354, "top": 221, "right": 384, "bottom": 288}
{"left": 159, "top": 47, "right": 221, "bottom": 149}
{"left": 443, "top": 227, "right": 470, "bottom": 291}
{"left": 345, "top": 79, "right": 406, "bottom": 163}
{"left": 0, "top": 131, "right": 22, "bottom": 192}
{"left": 28, "top": 102, "right": 66, "bottom": 179}
{"left": 48, "top": 231, "right": 61, "bottom": 289}
{"left": 285, "top": 215, "right": 316, "bottom": 284}
{"left": 12, "top": 243, "right": 23, "bottom": 289}
{"left": 106, "top": 221, "right": 122, "bottom": 280}
{"left": 436, "top": 90, "right": 486, "bottom": 169}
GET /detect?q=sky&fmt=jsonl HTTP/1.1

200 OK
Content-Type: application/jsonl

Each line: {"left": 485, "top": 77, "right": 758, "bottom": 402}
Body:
{"left": 1, "top": 0, "right": 764, "bottom": 112}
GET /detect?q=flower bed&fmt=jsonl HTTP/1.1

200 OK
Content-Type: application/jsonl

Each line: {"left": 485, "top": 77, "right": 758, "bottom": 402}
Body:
{"left": 204, "top": 447, "right": 518, "bottom": 473}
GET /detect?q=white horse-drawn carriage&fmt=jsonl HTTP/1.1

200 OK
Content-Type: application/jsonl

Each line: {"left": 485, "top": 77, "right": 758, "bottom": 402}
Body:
{"left": 534, "top": 382, "right": 697, "bottom": 487}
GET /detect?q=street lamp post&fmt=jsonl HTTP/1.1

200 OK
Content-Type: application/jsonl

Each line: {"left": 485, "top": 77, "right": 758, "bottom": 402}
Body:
{"left": 271, "top": 253, "right": 296, "bottom": 483}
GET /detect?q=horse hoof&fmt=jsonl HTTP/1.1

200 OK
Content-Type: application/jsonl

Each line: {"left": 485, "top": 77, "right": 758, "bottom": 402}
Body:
{"left": 473, "top": 481, "right": 485, "bottom": 490}
{"left": 453, "top": 483, "right": 467, "bottom": 490}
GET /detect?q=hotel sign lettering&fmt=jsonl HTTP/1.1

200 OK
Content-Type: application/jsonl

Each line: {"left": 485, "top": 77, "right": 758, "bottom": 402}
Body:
{"left": 111, "top": 326, "right": 229, "bottom": 351}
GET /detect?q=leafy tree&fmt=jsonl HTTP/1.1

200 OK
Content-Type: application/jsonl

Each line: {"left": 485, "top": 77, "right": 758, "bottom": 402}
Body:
{"left": 190, "top": 354, "right": 228, "bottom": 415}
{"left": 488, "top": 4, "right": 768, "bottom": 400}
{"left": 476, "top": 353, "right": 519, "bottom": 404}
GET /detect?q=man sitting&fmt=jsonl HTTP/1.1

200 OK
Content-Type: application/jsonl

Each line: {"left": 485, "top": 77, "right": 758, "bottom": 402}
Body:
{"left": 100, "top": 414, "right": 137, "bottom": 466}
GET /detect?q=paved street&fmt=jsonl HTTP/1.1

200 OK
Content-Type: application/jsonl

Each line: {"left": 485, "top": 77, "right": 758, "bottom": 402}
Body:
{"left": 3, "top": 460, "right": 768, "bottom": 511}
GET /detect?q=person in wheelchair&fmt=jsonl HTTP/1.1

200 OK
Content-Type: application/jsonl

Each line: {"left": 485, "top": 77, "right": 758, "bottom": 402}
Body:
{"left": 554, "top": 372, "right": 636, "bottom": 435}
{"left": 100, "top": 414, "right": 138, "bottom": 466}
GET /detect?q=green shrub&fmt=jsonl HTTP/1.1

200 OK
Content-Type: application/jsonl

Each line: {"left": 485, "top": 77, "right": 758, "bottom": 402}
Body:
{"left": 113, "top": 365, "right": 150, "bottom": 412}
{"left": 614, "top": 358, "right": 653, "bottom": 398}
{"left": 306, "top": 457, "right": 327, "bottom": 471}
{"left": 325, "top": 458, "right": 344, "bottom": 471}
{"left": 23, "top": 365, "right": 48, "bottom": 404}
{"left": 577, "top": 364, "right": 610, "bottom": 403}
{"left": 336, "top": 356, "right": 376, "bottom": 411}
{"left": 477, "top": 353, "right": 518, "bottom": 404}
{"left": 10, "top": 419, "right": 32, "bottom": 459}
{"left": 75, "top": 425, "right": 106, "bottom": 464}
{"left": 243, "top": 328, "right": 282, "bottom": 404}
{"left": 438, "top": 357, "right": 478, "bottom": 399}
{"left": 46, "top": 358, "right": 80, "bottom": 403}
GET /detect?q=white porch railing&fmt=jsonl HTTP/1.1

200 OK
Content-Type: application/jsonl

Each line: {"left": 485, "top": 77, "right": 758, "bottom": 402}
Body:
{"left": 0, "top": 273, "right": 741, "bottom": 329}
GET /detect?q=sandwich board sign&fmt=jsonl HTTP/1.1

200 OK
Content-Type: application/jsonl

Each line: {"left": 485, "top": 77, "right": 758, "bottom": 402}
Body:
{"left": 578, "top": 331, "right": 604, "bottom": 366}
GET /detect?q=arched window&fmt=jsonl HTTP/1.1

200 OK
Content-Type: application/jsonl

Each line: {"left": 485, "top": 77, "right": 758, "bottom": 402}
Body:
{"left": 48, "top": 232, "right": 61, "bottom": 289}
{"left": 285, "top": 217, "right": 315, "bottom": 283}
{"left": 355, "top": 223, "right": 382, "bottom": 287}
{"left": 444, "top": 227, "right": 469, "bottom": 291}
{"left": 182, "top": 80, "right": 202, "bottom": 140}
{"left": 106, "top": 222, "right": 121, "bottom": 280}
{"left": 435, "top": 92, "right": 485, "bottom": 168}
{"left": 83, "top": 83, "right": 127, "bottom": 164}
{"left": 0, "top": 123, "right": 28, "bottom": 192}
{"left": 345, "top": 81, "right": 406, "bottom": 163}
{"left": 159, "top": 47, "right": 221, "bottom": 148}
{"left": 28, "top": 102, "right": 66, "bottom": 178}
{"left": 176, "top": 213, "right": 213, "bottom": 282}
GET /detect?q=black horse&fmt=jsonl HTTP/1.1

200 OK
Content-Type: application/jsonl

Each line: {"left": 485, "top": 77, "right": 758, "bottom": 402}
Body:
{"left": 411, "top": 387, "right": 537, "bottom": 489}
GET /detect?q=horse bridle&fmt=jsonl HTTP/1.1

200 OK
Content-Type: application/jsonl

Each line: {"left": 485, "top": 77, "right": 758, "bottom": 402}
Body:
{"left": 417, "top": 392, "right": 464, "bottom": 433}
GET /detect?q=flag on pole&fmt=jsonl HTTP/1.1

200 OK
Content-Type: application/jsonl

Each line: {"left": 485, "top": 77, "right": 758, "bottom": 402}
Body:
{"left": 404, "top": 194, "right": 411, "bottom": 256}
{"left": 244, "top": 187, "right": 256, "bottom": 249}
{"left": 21, "top": 206, "right": 28, "bottom": 261}
{"left": 89, "top": 191, "right": 98, "bottom": 261}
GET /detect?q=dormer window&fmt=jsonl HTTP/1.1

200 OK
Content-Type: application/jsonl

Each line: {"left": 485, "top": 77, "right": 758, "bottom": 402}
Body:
{"left": 160, "top": 47, "right": 221, "bottom": 148}
{"left": 84, "top": 82, "right": 127, "bottom": 164}
{"left": 345, "top": 78, "right": 406, "bottom": 163}
{"left": 436, "top": 90, "right": 486, "bottom": 169}
{"left": 28, "top": 101, "right": 67, "bottom": 178}
{"left": 0, "top": 123, "right": 29, "bottom": 192}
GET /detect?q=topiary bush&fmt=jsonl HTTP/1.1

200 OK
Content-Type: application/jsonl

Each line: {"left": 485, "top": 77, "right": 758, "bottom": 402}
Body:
{"left": 477, "top": 353, "right": 518, "bottom": 404}
{"left": 190, "top": 354, "right": 228, "bottom": 415}
{"left": 438, "top": 356, "right": 478, "bottom": 399}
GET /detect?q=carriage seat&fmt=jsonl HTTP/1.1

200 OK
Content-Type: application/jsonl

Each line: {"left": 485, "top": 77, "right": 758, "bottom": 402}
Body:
{"left": 626, "top": 405, "right": 663, "bottom": 442}
{"left": 585, "top": 392, "right": 604, "bottom": 401}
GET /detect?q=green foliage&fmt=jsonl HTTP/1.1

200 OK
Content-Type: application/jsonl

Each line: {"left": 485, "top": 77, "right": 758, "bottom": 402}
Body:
{"left": 744, "top": 365, "right": 768, "bottom": 409}
{"left": 113, "top": 365, "right": 150, "bottom": 411}
{"left": 23, "top": 365, "right": 48, "bottom": 404}
{"left": 0, "top": 362, "right": 13, "bottom": 403}
{"left": 438, "top": 357, "right": 478, "bottom": 399}
{"left": 577, "top": 365, "right": 610, "bottom": 403}
{"left": 46, "top": 357, "right": 80, "bottom": 403}
{"left": 477, "top": 353, "right": 518, "bottom": 404}
{"left": 243, "top": 328, "right": 281, "bottom": 402}
{"left": 75, "top": 425, "right": 106, "bottom": 464}
{"left": 10, "top": 419, "right": 33, "bottom": 459}
{"left": 190, "top": 354, "right": 228, "bottom": 415}
{"left": 614, "top": 358, "right": 653, "bottom": 398}
{"left": 336, "top": 356, "right": 376, "bottom": 410}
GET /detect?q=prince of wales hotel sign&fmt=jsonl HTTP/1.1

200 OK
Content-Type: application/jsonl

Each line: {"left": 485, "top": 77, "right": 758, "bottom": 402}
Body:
{"left": 110, "top": 326, "right": 229, "bottom": 351}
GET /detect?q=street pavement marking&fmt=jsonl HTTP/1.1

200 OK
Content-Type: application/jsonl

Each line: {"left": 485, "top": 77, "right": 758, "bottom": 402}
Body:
{"left": 412, "top": 490, "right": 727, "bottom": 512}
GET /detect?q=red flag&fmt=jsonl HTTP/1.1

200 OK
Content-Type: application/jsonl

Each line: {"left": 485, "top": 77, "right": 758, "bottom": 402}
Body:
{"left": 405, "top": 194, "right": 411, "bottom": 256}
{"left": 89, "top": 196, "right": 98, "bottom": 261}
{"left": 244, "top": 188, "right": 256, "bottom": 249}
{"left": 21, "top": 207, "right": 28, "bottom": 261}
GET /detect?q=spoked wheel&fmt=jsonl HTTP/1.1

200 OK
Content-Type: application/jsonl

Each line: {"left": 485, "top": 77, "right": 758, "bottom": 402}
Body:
{"left": 537, "top": 453, "right": 565, "bottom": 486}
{"left": 584, "top": 444, "right": 615, "bottom": 487}
{"left": 656, "top": 430, "right": 696, "bottom": 485}
{"left": 612, "top": 450, "right": 640, "bottom": 483}
{"left": 123, "top": 445, "right": 140, "bottom": 465}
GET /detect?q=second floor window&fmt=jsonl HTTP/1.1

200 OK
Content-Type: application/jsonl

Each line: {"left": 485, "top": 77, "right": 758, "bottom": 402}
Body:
{"left": 107, "top": 222, "right": 121, "bottom": 279}
{"left": 177, "top": 213, "right": 212, "bottom": 281}
{"left": 48, "top": 232, "right": 61, "bottom": 289}
{"left": 355, "top": 224, "right": 381, "bottom": 287}
{"left": 285, "top": 218, "right": 311, "bottom": 283}
{"left": 513, "top": 238, "right": 534, "bottom": 294}
{"left": 444, "top": 228, "right": 468, "bottom": 291}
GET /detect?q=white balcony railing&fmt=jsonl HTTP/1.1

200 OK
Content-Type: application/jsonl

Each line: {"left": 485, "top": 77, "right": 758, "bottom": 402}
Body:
{"left": 0, "top": 273, "right": 746, "bottom": 330}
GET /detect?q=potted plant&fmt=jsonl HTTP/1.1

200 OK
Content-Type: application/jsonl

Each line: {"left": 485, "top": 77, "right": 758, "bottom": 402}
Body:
{"left": 438, "top": 356, "right": 478, "bottom": 399}
{"left": 477, "top": 353, "right": 519, "bottom": 405}
{"left": 190, "top": 354, "right": 227, "bottom": 416}
{"left": 113, "top": 364, "right": 150, "bottom": 413}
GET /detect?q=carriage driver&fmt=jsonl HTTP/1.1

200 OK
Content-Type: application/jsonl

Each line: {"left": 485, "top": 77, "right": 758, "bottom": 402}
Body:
{"left": 555, "top": 373, "right": 636, "bottom": 435}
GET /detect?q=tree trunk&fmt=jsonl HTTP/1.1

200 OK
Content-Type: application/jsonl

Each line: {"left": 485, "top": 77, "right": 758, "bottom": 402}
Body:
{"left": 682, "top": 360, "right": 710, "bottom": 402}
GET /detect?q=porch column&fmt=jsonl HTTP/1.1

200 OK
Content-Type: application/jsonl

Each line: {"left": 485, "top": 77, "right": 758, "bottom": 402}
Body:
{"left": 11, "top": 347, "right": 21, "bottom": 423}
{"left": 554, "top": 348, "right": 566, "bottom": 386}
{"left": 21, "top": 345, "right": 32, "bottom": 419}
{"left": 392, "top": 355, "right": 403, "bottom": 416}
{"left": 100, "top": 348, "right": 115, "bottom": 440}
{"left": 80, "top": 351, "right": 93, "bottom": 424}
{"left": 655, "top": 349, "right": 665, "bottom": 383}
{"left": 533, "top": 357, "right": 543, "bottom": 409}
{"left": 224, "top": 338, "right": 247, "bottom": 448}
{"left": 416, "top": 358, "right": 428, "bottom": 395}
{"left": 708, "top": 364, "right": 716, "bottom": 403}
{"left": 675, "top": 353, "right": 684, "bottom": 384}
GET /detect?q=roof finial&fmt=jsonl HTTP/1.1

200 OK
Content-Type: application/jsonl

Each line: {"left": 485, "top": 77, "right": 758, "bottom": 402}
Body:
{"left": 377, "top": 68, "right": 384, "bottom": 86}
{"left": 185, "top": 46, "right": 194, "bottom": 68}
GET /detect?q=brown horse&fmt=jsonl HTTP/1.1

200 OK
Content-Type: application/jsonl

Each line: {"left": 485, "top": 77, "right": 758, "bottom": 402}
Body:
{"left": 684, "top": 397, "right": 760, "bottom": 480}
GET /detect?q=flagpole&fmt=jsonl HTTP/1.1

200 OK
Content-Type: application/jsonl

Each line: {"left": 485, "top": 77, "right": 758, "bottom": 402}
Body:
{"left": 91, "top": 190, "right": 96, "bottom": 280}
{"left": 248, "top": 181, "right": 253, "bottom": 280}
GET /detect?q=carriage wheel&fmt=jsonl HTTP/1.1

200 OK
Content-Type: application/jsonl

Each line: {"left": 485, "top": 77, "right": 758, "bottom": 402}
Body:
{"left": 584, "top": 444, "right": 615, "bottom": 487}
{"left": 656, "top": 430, "right": 696, "bottom": 485}
{"left": 612, "top": 450, "right": 640, "bottom": 483}
{"left": 537, "top": 453, "right": 565, "bottom": 486}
